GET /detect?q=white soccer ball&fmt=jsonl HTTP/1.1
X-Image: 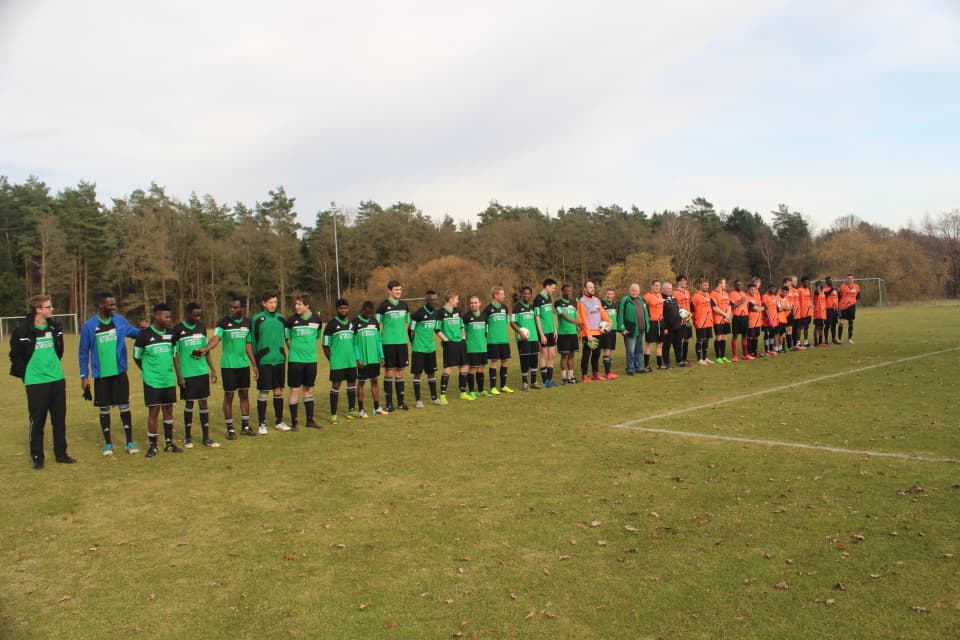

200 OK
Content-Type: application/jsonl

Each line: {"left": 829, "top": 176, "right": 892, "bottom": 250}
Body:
{"left": 599, "top": 321, "right": 611, "bottom": 332}
{"left": 679, "top": 308, "right": 691, "bottom": 320}
{"left": 518, "top": 327, "right": 531, "bottom": 340}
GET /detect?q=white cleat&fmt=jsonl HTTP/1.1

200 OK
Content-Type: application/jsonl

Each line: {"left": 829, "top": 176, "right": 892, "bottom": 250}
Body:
{"left": 274, "top": 422, "right": 292, "bottom": 431}
{"left": 257, "top": 424, "right": 268, "bottom": 435}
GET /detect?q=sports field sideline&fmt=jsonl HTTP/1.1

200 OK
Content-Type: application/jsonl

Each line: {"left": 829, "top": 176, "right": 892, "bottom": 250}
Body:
{"left": 2, "top": 304, "right": 958, "bottom": 639}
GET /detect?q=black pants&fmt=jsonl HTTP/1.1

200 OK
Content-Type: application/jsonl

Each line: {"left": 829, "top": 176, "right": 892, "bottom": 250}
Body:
{"left": 27, "top": 380, "right": 67, "bottom": 463}
{"left": 665, "top": 328, "right": 683, "bottom": 364}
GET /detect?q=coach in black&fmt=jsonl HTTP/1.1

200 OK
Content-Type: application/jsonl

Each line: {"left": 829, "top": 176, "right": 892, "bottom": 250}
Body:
{"left": 9, "top": 294, "right": 75, "bottom": 469}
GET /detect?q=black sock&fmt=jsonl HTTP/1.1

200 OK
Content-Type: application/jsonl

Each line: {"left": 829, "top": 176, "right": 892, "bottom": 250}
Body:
{"left": 183, "top": 401, "right": 194, "bottom": 438}
{"left": 413, "top": 378, "right": 422, "bottom": 401}
{"left": 467, "top": 373, "right": 475, "bottom": 392}
{"left": 644, "top": 354, "right": 650, "bottom": 367}
{"left": 273, "top": 396, "right": 284, "bottom": 423}
{"left": 289, "top": 402, "right": 299, "bottom": 427}
{"left": 458, "top": 373, "right": 468, "bottom": 393}
{"left": 384, "top": 377, "right": 394, "bottom": 407}
{"left": 347, "top": 385, "right": 357, "bottom": 411}
{"left": 163, "top": 420, "right": 173, "bottom": 444}
{"left": 99, "top": 410, "right": 112, "bottom": 445}
{"left": 226, "top": 418, "right": 234, "bottom": 433}
{"left": 546, "top": 366, "right": 553, "bottom": 382}
{"left": 395, "top": 380, "right": 405, "bottom": 406}
{"left": 440, "top": 373, "right": 449, "bottom": 394}
{"left": 682, "top": 341, "right": 689, "bottom": 361}
{"left": 149, "top": 433, "right": 158, "bottom": 447}
{"left": 476, "top": 371, "right": 484, "bottom": 393}
{"left": 199, "top": 409, "right": 209, "bottom": 440}
{"left": 241, "top": 415, "right": 249, "bottom": 429}
{"left": 427, "top": 377, "right": 437, "bottom": 400}
{"left": 540, "top": 367, "right": 548, "bottom": 383}
{"left": 330, "top": 389, "right": 339, "bottom": 415}
{"left": 603, "top": 356, "right": 611, "bottom": 374}
{"left": 529, "top": 360, "right": 538, "bottom": 385}
{"left": 500, "top": 366, "right": 508, "bottom": 388}
{"left": 656, "top": 355, "right": 663, "bottom": 367}
{"left": 488, "top": 368, "right": 497, "bottom": 389}
{"left": 257, "top": 399, "right": 267, "bottom": 425}
{"left": 581, "top": 349, "right": 590, "bottom": 376}
{"left": 848, "top": 322, "right": 854, "bottom": 339}
{"left": 120, "top": 409, "right": 133, "bottom": 444}
{"left": 304, "top": 397, "right": 314, "bottom": 422}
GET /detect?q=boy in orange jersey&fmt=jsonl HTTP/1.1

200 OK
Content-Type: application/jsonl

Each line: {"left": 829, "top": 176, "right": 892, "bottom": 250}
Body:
{"left": 728, "top": 280, "right": 749, "bottom": 362}
{"left": 642, "top": 281, "right": 664, "bottom": 372}
{"left": 776, "top": 285, "right": 792, "bottom": 353}
{"left": 838, "top": 274, "right": 861, "bottom": 343}
{"left": 761, "top": 285, "right": 781, "bottom": 355}
{"left": 674, "top": 276, "right": 693, "bottom": 365}
{"left": 795, "top": 277, "right": 813, "bottom": 348}
{"left": 745, "top": 282, "right": 763, "bottom": 359}
{"left": 782, "top": 277, "right": 799, "bottom": 351}
{"left": 691, "top": 279, "right": 715, "bottom": 365}
{"left": 709, "top": 278, "right": 733, "bottom": 363}
{"left": 822, "top": 276, "right": 840, "bottom": 344}
{"left": 812, "top": 280, "right": 828, "bottom": 347}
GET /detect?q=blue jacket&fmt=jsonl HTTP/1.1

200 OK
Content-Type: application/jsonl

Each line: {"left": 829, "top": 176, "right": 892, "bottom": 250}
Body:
{"left": 79, "top": 314, "right": 141, "bottom": 379}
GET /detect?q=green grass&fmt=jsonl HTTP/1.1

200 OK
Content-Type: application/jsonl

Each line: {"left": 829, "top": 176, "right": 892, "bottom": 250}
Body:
{"left": 2, "top": 306, "right": 959, "bottom": 639}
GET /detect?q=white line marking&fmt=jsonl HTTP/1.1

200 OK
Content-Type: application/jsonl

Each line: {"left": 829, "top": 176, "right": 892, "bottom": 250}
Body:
{"left": 613, "top": 347, "right": 960, "bottom": 429}
{"left": 612, "top": 426, "right": 960, "bottom": 463}
{"left": 611, "top": 346, "right": 960, "bottom": 464}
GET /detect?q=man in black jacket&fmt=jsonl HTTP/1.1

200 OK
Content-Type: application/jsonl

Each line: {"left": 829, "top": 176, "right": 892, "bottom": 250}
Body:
{"left": 9, "top": 294, "right": 74, "bottom": 469}
{"left": 661, "top": 282, "right": 684, "bottom": 369}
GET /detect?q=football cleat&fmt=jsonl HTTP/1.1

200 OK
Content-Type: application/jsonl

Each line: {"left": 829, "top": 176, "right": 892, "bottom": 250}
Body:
{"left": 101, "top": 443, "right": 114, "bottom": 457}
{"left": 164, "top": 442, "right": 183, "bottom": 453}
{"left": 125, "top": 442, "right": 140, "bottom": 454}
{"left": 202, "top": 439, "right": 221, "bottom": 448}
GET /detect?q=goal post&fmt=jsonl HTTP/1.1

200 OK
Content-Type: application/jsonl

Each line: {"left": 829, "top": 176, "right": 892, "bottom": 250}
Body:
{"left": 0, "top": 313, "right": 78, "bottom": 342}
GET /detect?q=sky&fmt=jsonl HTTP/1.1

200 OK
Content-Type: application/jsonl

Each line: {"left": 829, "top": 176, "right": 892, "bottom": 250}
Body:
{"left": 1, "top": 0, "right": 958, "bottom": 232}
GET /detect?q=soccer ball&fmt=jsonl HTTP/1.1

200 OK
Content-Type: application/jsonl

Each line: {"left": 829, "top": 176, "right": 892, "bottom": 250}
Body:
{"left": 679, "top": 308, "right": 691, "bottom": 320}
{"left": 518, "top": 327, "right": 531, "bottom": 340}
{"left": 599, "top": 321, "right": 611, "bottom": 333}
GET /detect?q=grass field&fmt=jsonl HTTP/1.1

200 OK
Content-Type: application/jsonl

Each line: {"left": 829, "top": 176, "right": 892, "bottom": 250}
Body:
{"left": 2, "top": 305, "right": 959, "bottom": 639}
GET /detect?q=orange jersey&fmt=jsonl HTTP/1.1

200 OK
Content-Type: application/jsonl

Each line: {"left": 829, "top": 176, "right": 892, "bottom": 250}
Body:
{"left": 839, "top": 283, "right": 860, "bottom": 310}
{"left": 728, "top": 290, "right": 748, "bottom": 317}
{"left": 762, "top": 293, "right": 779, "bottom": 327}
{"left": 747, "top": 292, "right": 763, "bottom": 328}
{"left": 674, "top": 287, "right": 691, "bottom": 313}
{"left": 823, "top": 286, "right": 839, "bottom": 311}
{"left": 795, "top": 286, "right": 812, "bottom": 319}
{"left": 643, "top": 291, "right": 664, "bottom": 321}
{"left": 710, "top": 289, "right": 731, "bottom": 325}
{"left": 691, "top": 291, "right": 714, "bottom": 328}
{"left": 576, "top": 296, "right": 611, "bottom": 338}
{"left": 814, "top": 290, "right": 827, "bottom": 320}
{"left": 786, "top": 286, "right": 799, "bottom": 317}
{"left": 777, "top": 293, "right": 790, "bottom": 324}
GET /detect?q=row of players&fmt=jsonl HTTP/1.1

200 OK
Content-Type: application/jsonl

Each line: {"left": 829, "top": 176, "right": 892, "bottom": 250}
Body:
{"left": 10, "top": 275, "right": 861, "bottom": 467}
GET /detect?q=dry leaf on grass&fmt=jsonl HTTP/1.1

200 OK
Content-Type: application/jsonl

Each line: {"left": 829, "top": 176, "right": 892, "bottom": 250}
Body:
{"left": 775, "top": 582, "right": 789, "bottom": 590}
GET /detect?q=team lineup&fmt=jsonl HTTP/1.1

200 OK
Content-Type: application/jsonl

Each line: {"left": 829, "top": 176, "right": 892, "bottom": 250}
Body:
{"left": 10, "top": 274, "right": 862, "bottom": 467}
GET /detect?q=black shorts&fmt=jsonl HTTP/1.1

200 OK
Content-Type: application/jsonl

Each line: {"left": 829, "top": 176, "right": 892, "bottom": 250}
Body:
{"left": 94, "top": 372, "right": 130, "bottom": 408}
{"left": 776, "top": 325, "right": 786, "bottom": 336}
{"left": 144, "top": 383, "right": 176, "bottom": 407}
{"left": 288, "top": 362, "right": 318, "bottom": 388}
{"left": 257, "top": 363, "right": 285, "bottom": 391}
{"left": 467, "top": 352, "right": 487, "bottom": 367}
{"left": 517, "top": 339, "right": 540, "bottom": 356}
{"left": 540, "top": 333, "right": 557, "bottom": 348}
{"left": 713, "top": 322, "right": 730, "bottom": 337}
{"left": 221, "top": 367, "right": 251, "bottom": 393}
{"left": 695, "top": 327, "right": 713, "bottom": 341}
{"left": 802, "top": 316, "right": 812, "bottom": 328}
{"left": 180, "top": 374, "right": 210, "bottom": 401}
{"left": 358, "top": 363, "right": 381, "bottom": 381}
{"left": 486, "top": 343, "right": 511, "bottom": 361}
{"left": 599, "top": 331, "right": 616, "bottom": 350}
{"left": 732, "top": 316, "right": 749, "bottom": 336}
{"left": 840, "top": 306, "right": 856, "bottom": 321}
{"left": 681, "top": 324, "right": 692, "bottom": 340}
{"left": 329, "top": 367, "right": 358, "bottom": 384}
{"left": 410, "top": 351, "right": 437, "bottom": 375}
{"left": 748, "top": 327, "right": 761, "bottom": 338}
{"left": 814, "top": 318, "right": 825, "bottom": 328}
{"left": 557, "top": 334, "right": 579, "bottom": 354}
{"left": 443, "top": 341, "right": 468, "bottom": 368}
{"left": 645, "top": 320, "right": 663, "bottom": 343}
{"left": 827, "top": 309, "right": 839, "bottom": 324}
{"left": 383, "top": 344, "right": 409, "bottom": 370}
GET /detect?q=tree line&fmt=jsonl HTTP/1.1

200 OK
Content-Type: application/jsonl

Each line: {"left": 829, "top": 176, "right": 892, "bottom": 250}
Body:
{"left": 2, "top": 176, "right": 957, "bottom": 322}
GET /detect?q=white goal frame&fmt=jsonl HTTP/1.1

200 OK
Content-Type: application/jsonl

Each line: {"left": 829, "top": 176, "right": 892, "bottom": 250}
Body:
{"left": 0, "top": 313, "right": 78, "bottom": 342}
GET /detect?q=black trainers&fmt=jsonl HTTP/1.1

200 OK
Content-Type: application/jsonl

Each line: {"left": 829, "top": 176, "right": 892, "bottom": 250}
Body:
{"left": 55, "top": 455, "right": 77, "bottom": 464}
{"left": 398, "top": 403, "right": 410, "bottom": 411}
{"left": 240, "top": 426, "right": 256, "bottom": 436}
{"left": 384, "top": 406, "right": 395, "bottom": 413}
{"left": 305, "top": 421, "right": 321, "bottom": 429}
{"left": 288, "top": 423, "right": 299, "bottom": 432}
{"left": 226, "top": 429, "right": 238, "bottom": 441}
{"left": 164, "top": 442, "right": 183, "bottom": 453}
{"left": 183, "top": 436, "right": 194, "bottom": 449}
{"left": 145, "top": 446, "right": 158, "bottom": 458}
{"left": 32, "top": 459, "right": 44, "bottom": 470}
{"left": 202, "top": 439, "right": 221, "bottom": 448}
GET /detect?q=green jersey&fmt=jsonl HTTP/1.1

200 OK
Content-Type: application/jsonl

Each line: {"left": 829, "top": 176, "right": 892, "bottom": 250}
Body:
{"left": 376, "top": 298, "right": 409, "bottom": 345}
{"left": 511, "top": 302, "right": 537, "bottom": 342}
{"left": 463, "top": 311, "right": 488, "bottom": 354}
{"left": 323, "top": 317, "right": 356, "bottom": 370}
{"left": 252, "top": 310, "right": 286, "bottom": 365}
{"left": 556, "top": 298, "right": 578, "bottom": 335}
{"left": 602, "top": 299, "right": 621, "bottom": 331}
{"left": 94, "top": 317, "right": 120, "bottom": 378}
{"left": 482, "top": 302, "right": 509, "bottom": 344}
{"left": 214, "top": 315, "right": 252, "bottom": 369}
{"left": 24, "top": 323, "right": 65, "bottom": 385}
{"left": 285, "top": 311, "right": 322, "bottom": 364}
{"left": 134, "top": 325, "right": 176, "bottom": 388}
{"left": 436, "top": 307, "right": 463, "bottom": 343}
{"left": 533, "top": 292, "right": 556, "bottom": 335}
{"left": 409, "top": 305, "right": 439, "bottom": 353}
{"left": 172, "top": 321, "right": 209, "bottom": 378}
{"left": 352, "top": 315, "right": 383, "bottom": 365}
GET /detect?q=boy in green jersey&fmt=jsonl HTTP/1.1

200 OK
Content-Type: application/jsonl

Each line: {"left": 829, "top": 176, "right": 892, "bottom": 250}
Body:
{"left": 285, "top": 293, "right": 322, "bottom": 429}
{"left": 435, "top": 291, "right": 471, "bottom": 403}
{"left": 510, "top": 285, "right": 540, "bottom": 391}
{"left": 463, "top": 295, "right": 489, "bottom": 398}
{"left": 322, "top": 299, "right": 357, "bottom": 424}
{"left": 483, "top": 286, "right": 514, "bottom": 395}
{"left": 376, "top": 280, "right": 410, "bottom": 412}
{"left": 172, "top": 302, "right": 219, "bottom": 448}
{"left": 212, "top": 297, "right": 258, "bottom": 438}
{"left": 533, "top": 278, "right": 558, "bottom": 387}
{"left": 555, "top": 284, "right": 581, "bottom": 384}
{"left": 251, "top": 290, "right": 289, "bottom": 433}
{"left": 600, "top": 286, "right": 621, "bottom": 379}
{"left": 408, "top": 290, "right": 440, "bottom": 407}
{"left": 352, "top": 301, "right": 386, "bottom": 417}
{"left": 9, "top": 294, "right": 73, "bottom": 469}
{"left": 134, "top": 303, "right": 182, "bottom": 457}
